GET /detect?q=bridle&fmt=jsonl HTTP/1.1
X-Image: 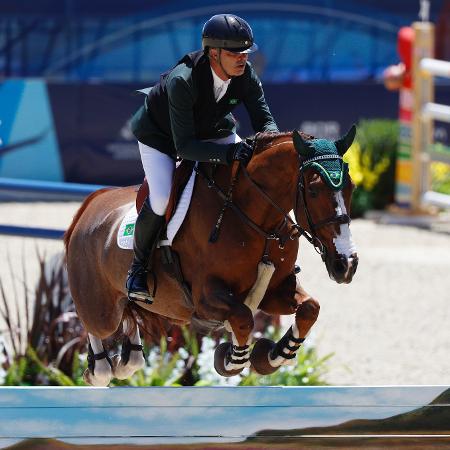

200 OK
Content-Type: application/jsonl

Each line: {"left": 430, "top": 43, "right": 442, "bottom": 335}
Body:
{"left": 295, "top": 153, "right": 352, "bottom": 258}
{"left": 195, "top": 139, "right": 351, "bottom": 263}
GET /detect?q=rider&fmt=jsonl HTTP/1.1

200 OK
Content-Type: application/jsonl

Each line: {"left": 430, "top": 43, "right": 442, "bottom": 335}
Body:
{"left": 127, "top": 13, "right": 279, "bottom": 302}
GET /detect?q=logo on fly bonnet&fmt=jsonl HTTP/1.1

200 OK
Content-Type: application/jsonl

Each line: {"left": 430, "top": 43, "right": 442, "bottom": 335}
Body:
{"left": 293, "top": 125, "right": 356, "bottom": 190}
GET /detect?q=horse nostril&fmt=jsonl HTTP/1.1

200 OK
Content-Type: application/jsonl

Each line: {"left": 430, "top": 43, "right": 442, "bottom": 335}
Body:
{"left": 351, "top": 255, "right": 359, "bottom": 274}
{"left": 333, "top": 257, "right": 347, "bottom": 274}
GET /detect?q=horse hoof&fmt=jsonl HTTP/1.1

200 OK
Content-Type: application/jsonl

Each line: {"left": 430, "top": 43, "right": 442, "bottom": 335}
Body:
{"left": 214, "top": 342, "right": 245, "bottom": 377}
{"left": 111, "top": 353, "right": 145, "bottom": 380}
{"left": 111, "top": 354, "right": 129, "bottom": 380}
{"left": 83, "top": 368, "right": 111, "bottom": 387}
{"left": 250, "top": 338, "right": 279, "bottom": 375}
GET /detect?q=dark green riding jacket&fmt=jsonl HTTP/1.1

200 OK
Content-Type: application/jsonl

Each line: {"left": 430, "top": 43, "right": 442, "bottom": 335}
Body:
{"left": 130, "top": 50, "right": 279, "bottom": 164}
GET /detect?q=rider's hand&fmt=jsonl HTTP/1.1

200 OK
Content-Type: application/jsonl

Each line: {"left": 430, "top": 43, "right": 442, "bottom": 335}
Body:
{"left": 228, "top": 141, "right": 254, "bottom": 166}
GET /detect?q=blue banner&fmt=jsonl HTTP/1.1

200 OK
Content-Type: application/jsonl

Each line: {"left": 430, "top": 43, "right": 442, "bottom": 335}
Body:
{"left": 1, "top": 81, "right": 449, "bottom": 186}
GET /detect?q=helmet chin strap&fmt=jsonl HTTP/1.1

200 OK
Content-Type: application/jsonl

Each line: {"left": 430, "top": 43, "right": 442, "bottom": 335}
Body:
{"left": 217, "top": 49, "right": 234, "bottom": 79}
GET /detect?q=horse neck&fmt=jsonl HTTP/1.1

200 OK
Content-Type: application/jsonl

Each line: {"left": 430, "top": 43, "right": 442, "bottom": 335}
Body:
{"left": 235, "top": 144, "right": 298, "bottom": 229}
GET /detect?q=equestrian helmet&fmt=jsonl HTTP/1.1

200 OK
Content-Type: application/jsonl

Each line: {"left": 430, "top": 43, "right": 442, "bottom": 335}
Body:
{"left": 202, "top": 14, "right": 258, "bottom": 54}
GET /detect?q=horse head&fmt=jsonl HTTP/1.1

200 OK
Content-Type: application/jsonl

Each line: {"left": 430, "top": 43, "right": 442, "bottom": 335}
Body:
{"left": 293, "top": 126, "right": 358, "bottom": 283}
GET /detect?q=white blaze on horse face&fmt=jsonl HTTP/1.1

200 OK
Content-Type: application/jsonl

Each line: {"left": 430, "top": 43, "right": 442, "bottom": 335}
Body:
{"left": 332, "top": 192, "right": 357, "bottom": 258}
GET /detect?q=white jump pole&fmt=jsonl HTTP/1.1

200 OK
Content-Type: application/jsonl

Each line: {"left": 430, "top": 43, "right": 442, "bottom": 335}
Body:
{"left": 421, "top": 57, "right": 450, "bottom": 78}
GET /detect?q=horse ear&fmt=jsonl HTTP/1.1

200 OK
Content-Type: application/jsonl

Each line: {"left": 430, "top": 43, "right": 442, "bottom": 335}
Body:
{"left": 293, "top": 130, "right": 315, "bottom": 158}
{"left": 334, "top": 124, "right": 356, "bottom": 156}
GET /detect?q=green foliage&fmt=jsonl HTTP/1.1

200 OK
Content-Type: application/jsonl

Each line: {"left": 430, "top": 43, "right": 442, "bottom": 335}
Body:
{"left": 239, "top": 347, "right": 331, "bottom": 387}
{"left": 107, "top": 326, "right": 330, "bottom": 387}
{"left": 430, "top": 159, "right": 450, "bottom": 195}
{"left": 3, "top": 347, "right": 75, "bottom": 386}
{"left": 344, "top": 119, "right": 398, "bottom": 217}
{"left": 239, "top": 326, "right": 330, "bottom": 387}
{"left": 0, "top": 252, "right": 87, "bottom": 386}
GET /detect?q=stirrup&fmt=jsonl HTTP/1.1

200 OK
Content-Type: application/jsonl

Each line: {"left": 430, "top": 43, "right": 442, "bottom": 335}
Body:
{"left": 127, "top": 290, "right": 154, "bottom": 304}
{"left": 126, "top": 269, "right": 156, "bottom": 305}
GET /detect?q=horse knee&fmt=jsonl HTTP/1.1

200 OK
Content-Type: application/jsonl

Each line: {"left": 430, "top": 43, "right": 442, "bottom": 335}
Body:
{"left": 228, "top": 303, "right": 254, "bottom": 335}
{"left": 296, "top": 298, "right": 320, "bottom": 323}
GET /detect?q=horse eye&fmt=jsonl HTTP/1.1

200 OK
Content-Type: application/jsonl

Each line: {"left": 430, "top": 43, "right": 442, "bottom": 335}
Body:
{"left": 308, "top": 188, "right": 319, "bottom": 198}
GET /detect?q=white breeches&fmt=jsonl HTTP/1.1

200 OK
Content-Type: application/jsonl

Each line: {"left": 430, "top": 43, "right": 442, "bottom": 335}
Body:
{"left": 138, "top": 134, "right": 241, "bottom": 216}
{"left": 138, "top": 142, "right": 175, "bottom": 215}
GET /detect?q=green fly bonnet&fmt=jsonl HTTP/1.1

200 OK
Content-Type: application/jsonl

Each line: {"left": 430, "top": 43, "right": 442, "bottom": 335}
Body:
{"left": 293, "top": 125, "right": 356, "bottom": 190}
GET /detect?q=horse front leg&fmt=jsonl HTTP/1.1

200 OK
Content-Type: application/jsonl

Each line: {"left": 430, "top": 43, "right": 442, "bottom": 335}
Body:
{"left": 251, "top": 274, "right": 320, "bottom": 375}
{"left": 112, "top": 318, "right": 146, "bottom": 380}
{"left": 197, "top": 278, "right": 254, "bottom": 377}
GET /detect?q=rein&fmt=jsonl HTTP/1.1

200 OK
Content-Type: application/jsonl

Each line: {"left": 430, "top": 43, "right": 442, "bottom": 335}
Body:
{"left": 194, "top": 164, "right": 309, "bottom": 263}
{"left": 195, "top": 164, "right": 297, "bottom": 251}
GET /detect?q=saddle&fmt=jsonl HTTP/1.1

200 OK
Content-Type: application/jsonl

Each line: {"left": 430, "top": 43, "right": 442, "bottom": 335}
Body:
{"left": 136, "top": 160, "right": 196, "bottom": 309}
{"left": 135, "top": 159, "right": 195, "bottom": 222}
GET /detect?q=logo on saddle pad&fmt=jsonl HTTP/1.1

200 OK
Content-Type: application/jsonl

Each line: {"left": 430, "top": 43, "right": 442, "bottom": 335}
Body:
{"left": 123, "top": 224, "right": 135, "bottom": 236}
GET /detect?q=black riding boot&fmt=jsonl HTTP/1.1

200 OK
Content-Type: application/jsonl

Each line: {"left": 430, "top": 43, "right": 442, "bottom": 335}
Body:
{"left": 126, "top": 199, "right": 165, "bottom": 303}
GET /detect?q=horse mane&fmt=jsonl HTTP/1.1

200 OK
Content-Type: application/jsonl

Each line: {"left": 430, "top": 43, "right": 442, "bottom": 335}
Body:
{"left": 63, "top": 187, "right": 115, "bottom": 257}
{"left": 253, "top": 130, "right": 313, "bottom": 154}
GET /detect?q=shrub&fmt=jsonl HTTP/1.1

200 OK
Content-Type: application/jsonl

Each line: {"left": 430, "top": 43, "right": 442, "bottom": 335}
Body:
{"left": 430, "top": 160, "right": 450, "bottom": 195}
{"left": 0, "top": 251, "right": 87, "bottom": 386}
{"left": 344, "top": 119, "right": 398, "bottom": 217}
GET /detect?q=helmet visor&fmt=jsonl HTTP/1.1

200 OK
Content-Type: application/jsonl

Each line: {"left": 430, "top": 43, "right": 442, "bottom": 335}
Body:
{"left": 225, "top": 42, "right": 259, "bottom": 54}
{"left": 202, "top": 37, "right": 258, "bottom": 54}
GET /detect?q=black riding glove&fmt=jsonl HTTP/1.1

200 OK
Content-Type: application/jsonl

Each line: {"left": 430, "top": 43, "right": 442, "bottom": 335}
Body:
{"left": 227, "top": 141, "right": 254, "bottom": 166}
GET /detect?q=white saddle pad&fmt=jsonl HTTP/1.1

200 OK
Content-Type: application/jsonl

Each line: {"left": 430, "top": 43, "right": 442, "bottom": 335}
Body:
{"left": 117, "top": 166, "right": 197, "bottom": 249}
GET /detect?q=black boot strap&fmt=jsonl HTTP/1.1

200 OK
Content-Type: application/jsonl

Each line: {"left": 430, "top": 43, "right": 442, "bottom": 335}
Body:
{"left": 269, "top": 327, "right": 305, "bottom": 361}
{"left": 92, "top": 350, "right": 109, "bottom": 361}
{"left": 290, "top": 335, "right": 305, "bottom": 344}
{"left": 128, "top": 343, "right": 143, "bottom": 352}
{"left": 286, "top": 343, "right": 301, "bottom": 352}
{"left": 232, "top": 344, "right": 249, "bottom": 351}
{"left": 87, "top": 345, "right": 112, "bottom": 374}
{"left": 228, "top": 356, "right": 250, "bottom": 365}
{"left": 278, "top": 351, "right": 297, "bottom": 360}
{"left": 233, "top": 349, "right": 249, "bottom": 357}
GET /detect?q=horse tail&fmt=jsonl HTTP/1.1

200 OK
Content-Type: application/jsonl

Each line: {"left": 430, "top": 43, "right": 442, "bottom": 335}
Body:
{"left": 123, "top": 302, "right": 168, "bottom": 343}
{"left": 63, "top": 188, "right": 114, "bottom": 257}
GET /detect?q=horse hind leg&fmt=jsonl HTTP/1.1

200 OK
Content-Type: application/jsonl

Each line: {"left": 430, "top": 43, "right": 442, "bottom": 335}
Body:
{"left": 112, "top": 318, "right": 146, "bottom": 380}
{"left": 83, "top": 334, "right": 113, "bottom": 387}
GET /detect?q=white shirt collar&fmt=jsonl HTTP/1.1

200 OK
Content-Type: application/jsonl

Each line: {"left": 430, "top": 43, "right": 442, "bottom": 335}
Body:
{"left": 211, "top": 66, "right": 231, "bottom": 102}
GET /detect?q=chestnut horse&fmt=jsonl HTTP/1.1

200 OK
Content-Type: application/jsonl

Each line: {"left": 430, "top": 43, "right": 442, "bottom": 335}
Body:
{"left": 64, "top": 128, "right": 358, "bottom": 386}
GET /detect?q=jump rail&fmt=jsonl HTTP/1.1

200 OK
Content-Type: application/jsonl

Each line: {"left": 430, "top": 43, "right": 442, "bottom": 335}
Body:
{"left": 0, "top": 224, "right": 65, "bottom": 240}
{"left": 0, "top": 177, "right": 108, "bottom": 239}
{"left": 0, "top": 386, "right": 449, "bottom": 449}
{"left": 0, "top": 177, "right": 107, "bottom": 201}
